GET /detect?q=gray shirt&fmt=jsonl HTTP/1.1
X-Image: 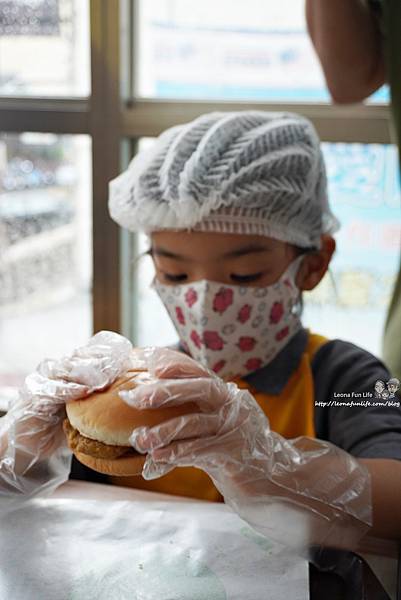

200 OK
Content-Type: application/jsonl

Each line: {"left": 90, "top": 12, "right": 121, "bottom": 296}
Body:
{"left": 244, "top": 328, "right": 401, "bottom": 461}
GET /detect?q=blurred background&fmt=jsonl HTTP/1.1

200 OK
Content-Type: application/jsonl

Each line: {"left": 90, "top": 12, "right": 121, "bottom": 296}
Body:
{"left": 0, "top": 0, "right": 399, "bottom": 411}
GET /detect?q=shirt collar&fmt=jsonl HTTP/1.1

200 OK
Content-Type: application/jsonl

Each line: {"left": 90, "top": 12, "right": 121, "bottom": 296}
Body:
{"left": 243, "top": 328, "right": 308, "bottom": 395}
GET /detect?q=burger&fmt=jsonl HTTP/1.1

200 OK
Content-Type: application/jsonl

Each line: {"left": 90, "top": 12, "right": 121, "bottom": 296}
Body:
{"left": 63, "top": 366, "right": 197, "bottom": 476}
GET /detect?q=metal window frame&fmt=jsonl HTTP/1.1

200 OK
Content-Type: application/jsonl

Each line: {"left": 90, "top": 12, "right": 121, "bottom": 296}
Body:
{"left": 0, "top": 0, "right": 393, "bottom": 340}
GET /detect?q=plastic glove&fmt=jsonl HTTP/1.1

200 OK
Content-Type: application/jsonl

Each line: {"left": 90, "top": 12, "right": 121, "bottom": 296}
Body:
{"left": 122, "top": 347, "right": 372, "bottom": 553}
{"left": 0, "top": 331, "right": 136, "bottom": 505}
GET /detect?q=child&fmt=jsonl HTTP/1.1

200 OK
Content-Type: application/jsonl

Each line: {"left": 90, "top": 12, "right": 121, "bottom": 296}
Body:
{"left": 107, "top": 111, "right": 401, "bottom": 546}
{"left": 1, "top": 112, "right": 400, "bottom": 551}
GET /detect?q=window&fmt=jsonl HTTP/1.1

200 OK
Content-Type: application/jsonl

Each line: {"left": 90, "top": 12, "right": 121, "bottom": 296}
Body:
{"left": 305, "top": 143, "right": 401, "bottom": 356}
{"left": 0, "top": 0, "right": 90, "bottom": 97}
{"left": 0, "top": 1, "right": 117, "bottom": 412}
{"left": 0, "top": 133, "right": 92, "bottom": 408}
{"left": 0, "top": 133, "right": 92, "bottom": 404}
{"left": 136, "top": 0, "right": 388, "bottom": 103}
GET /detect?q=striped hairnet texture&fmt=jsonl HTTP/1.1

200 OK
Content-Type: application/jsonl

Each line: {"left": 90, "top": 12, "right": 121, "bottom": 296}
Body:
{"left": 109, "top": 111, "right": 339, "bottom": 248}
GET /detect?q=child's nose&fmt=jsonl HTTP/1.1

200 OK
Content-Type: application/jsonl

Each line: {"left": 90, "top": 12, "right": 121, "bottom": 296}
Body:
{"left": 191, "top": 266, "right": 228, "bottom": 283}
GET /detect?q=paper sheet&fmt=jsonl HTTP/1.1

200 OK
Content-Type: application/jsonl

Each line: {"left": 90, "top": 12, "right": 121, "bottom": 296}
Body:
{"left": 0, "top": 498, "right": 308, "bottom": 599}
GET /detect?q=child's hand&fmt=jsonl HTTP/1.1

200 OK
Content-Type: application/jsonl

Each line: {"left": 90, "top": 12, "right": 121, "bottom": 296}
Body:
{"left": 0, "top": 331, "right": 134, "bottom": 501}
{"left": 124, "top": 347, "right": 271, "bottom": 476}
{"left": 23, "top": 329, "right": 135, "bottom": 408}
{"left": 123, "top": 347, "right": 372, "bottom": 552}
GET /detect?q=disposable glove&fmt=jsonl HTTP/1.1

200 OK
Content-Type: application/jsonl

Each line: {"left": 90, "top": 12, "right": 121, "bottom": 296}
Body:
{"left": 123, "top": 347, "right": 372, "bottom": 553}
{"left": 0, "top": 331, "right": 135, "bottom": 504}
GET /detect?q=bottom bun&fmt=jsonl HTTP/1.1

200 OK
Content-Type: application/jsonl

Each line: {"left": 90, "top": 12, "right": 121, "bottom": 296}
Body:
{"left": 74, "top": 451, "right": 146, "bottom": 476}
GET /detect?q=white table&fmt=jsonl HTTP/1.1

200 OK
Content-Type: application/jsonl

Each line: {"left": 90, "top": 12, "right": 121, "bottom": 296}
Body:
{"left": 53, "top": 481, "right": 399, "bottom": 600}
{"left": 1, "top": 480, "right": 310, "bottom": 600}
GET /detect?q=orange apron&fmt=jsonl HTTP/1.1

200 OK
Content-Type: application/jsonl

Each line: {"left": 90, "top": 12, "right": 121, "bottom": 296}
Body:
{"left": 110, "top": 333, "right": 328, "bottom": 501}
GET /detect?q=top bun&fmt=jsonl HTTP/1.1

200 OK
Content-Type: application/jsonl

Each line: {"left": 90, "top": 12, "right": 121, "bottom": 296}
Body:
{"left": 66, "top": 369, "right": 198, "bottom": 447}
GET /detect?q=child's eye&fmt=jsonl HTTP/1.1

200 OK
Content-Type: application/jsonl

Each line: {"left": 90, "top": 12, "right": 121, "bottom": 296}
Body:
{"left": 163, "top": 273, "right": 188, "bottom": 283}
{"left": 230, "top": 272, "right": 263, "bottom": 283}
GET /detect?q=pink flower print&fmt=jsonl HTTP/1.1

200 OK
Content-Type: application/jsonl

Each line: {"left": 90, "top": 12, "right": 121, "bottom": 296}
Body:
{"left": 212, "top": 359, "right": 226, "bottom": 374}
{"left": 185, "top": 288, "right": 198, "bottom": 307}
{"left": 270, "top": 301, "right": 284, "bottom": 324}
{"left": 175, "top": 306, "right": 185, "bottom": 325}
{"left": 245, "top": 358, "right": 262, "bottom": 372}
{"left": 190, "top": 330, "right": 202, "bottom": 349}
{"left": 237, "top": 336, "right": 256, "bottom": 352}
{"left": 237, "top": 304, "right": 252, "bottom": 324}
{"left": 213, "top": 287, "right": 234, "bottom": 314}
{"left": 203, "top": 331, "right": 225, "bottom": 351}
{"left": 275, "top": 326, "right": 289, "bottom": 341}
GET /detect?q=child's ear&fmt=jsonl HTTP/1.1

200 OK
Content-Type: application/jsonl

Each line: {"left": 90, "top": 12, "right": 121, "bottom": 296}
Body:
{"left": 296, "top": 235, "right": 336, "bottom": 291}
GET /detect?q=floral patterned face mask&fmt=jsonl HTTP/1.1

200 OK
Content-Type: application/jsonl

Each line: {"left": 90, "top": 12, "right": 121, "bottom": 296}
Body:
{"left": 152, "top": 256, "right": 304, "bottom": 380}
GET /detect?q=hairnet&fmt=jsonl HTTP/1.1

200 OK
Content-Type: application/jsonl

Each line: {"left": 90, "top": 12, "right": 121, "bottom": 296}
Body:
{"left": 109, "top": 111, "right": 339, "bottom": 248}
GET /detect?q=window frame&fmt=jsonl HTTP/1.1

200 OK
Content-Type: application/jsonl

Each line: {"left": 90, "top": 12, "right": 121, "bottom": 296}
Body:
{"left": 0, "top": 0, "right": 393, "bottom": 341}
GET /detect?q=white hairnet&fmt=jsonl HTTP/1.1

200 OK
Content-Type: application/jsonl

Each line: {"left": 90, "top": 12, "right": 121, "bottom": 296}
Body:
{"left": 109, "top": 111, "right": 339, "bottom": 249}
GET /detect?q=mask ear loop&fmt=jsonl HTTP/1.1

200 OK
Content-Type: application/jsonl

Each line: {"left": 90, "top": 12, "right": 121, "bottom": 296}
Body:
{"left": 288, "top": 250, "right": 313, "bottom": 318}
{"left": 283, "top": 254, "right": 306, "bottom": 318}
{"left": 291, "top": 296, "right": 303, "bottom": 317}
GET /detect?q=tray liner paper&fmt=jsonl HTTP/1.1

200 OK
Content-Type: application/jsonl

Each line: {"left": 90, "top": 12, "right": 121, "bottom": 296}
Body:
{"left": 0, "top": 498, "right": 308, "bottom": 599}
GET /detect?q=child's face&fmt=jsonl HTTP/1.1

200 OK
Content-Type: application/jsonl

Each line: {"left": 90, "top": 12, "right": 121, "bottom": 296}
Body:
{"left": 151, "top": 231, "right": 334, "bottom": 289}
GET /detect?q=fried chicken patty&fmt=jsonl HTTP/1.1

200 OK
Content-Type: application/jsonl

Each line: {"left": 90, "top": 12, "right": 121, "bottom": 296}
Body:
{"left": 63, "top": 418, "right": 137, "bottom": 460}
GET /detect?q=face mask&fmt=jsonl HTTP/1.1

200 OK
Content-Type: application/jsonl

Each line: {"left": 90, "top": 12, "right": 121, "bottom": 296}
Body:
{"left": 153, "top": 256, "right": 303, "bottom": 380}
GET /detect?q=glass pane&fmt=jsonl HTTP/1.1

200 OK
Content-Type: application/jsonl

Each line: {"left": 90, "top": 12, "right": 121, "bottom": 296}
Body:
{"left": 0, "top": 133, "right": 92, "bottom": 413}
{"left": 303, "top": 143, "right": 401, "bottom": 356}
{"left": 0, "top": 0, "right": 90, "bottom": 97}
{"left": 136, "top": 0, "right": 388, "bottom": 103}
{"left": 134, "top": 139, "right": 400, "bottom": 359}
